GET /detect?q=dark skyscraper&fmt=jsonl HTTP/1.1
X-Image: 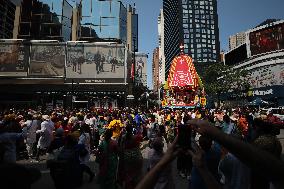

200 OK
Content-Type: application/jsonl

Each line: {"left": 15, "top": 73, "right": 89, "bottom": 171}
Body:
{"left": 163, "top": 0, "right": 220, "bottom": 78}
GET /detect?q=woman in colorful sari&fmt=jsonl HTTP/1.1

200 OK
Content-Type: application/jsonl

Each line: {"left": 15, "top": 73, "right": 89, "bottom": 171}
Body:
{"left": 97, "top": 129, "right": 119, "bottom": 189}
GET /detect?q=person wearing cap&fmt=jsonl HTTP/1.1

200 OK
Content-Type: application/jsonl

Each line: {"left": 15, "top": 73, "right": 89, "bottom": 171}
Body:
{"left": 35, "top": 115, "right": 55, "bottom": 161}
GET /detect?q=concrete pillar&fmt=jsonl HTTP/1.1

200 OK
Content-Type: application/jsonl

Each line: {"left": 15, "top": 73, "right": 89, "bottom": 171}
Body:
{"left": 13, "top": 5, "right": 21, "bottom": 39}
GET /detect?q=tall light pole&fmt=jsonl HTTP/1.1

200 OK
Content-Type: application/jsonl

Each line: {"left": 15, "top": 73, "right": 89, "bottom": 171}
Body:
{"left": 133, "top": 36, "right": 137, "bottom": 86}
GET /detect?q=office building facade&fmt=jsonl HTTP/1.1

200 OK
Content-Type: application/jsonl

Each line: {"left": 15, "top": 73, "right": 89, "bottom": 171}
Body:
{"left": 163, "top": 0, "right": 220, "bottom": 79}
{"left": 16, "top": 0, "right": 73, "bottom": 41}
{"left": 158, "top": 9, "right": 166, "bottom": 85}
{"left": 229, "top": 31, "right": 246, "bottom": 50}
{"left": 0, "top": 0, "right": 16, "bottom": 39}
{"left": 79, "top": 0, "right": 127, "bottom": 43}
{"left": 127, "top": 5, "right": 138, "bottom": 52}
{"left": 152, "top": 47, "right": 160, "bottom": 93}
{"left": 0, "top": 0, "right": 137, "bottom": 109}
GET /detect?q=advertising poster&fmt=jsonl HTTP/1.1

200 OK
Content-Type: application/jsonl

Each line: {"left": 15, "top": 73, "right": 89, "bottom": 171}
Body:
{"left": 248, "top": 64, "right": 284, "bottom": 88}
{"left": 66, "top": 43, "right": 126, "bottom": 83}
{"left": 135, "top": 53, "right": 147, "bottom": 86}
{"left": 249, "top": 23, "right": 284, "bottom": 56}
{"left": 29, "top": 42, "right": 65, "bottom": 77}
{"left": 0, "top": 40, "right": 28, "bottom": 77}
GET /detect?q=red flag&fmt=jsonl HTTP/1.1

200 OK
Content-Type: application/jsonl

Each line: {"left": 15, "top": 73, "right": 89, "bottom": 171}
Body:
{"left": 131, "top": 63, "right": 135, "bottom": 80}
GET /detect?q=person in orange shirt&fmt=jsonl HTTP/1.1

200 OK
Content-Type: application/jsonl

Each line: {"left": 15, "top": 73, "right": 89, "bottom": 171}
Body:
{"left": 237, "top": 114, "right": 249, "bottom": 137}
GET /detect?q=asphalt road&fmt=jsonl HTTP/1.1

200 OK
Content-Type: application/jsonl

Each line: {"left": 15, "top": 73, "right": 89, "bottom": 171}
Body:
{"left": 18, "top": 130, "right": 284, "bottom": 189}
{"left": 18, "top": 142, "right": 188, "bottom": 189}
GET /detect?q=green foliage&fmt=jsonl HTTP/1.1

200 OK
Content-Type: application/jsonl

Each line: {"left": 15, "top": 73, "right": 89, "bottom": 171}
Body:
{"left": 202, "top": 62, "right": 251, "bottom": 101}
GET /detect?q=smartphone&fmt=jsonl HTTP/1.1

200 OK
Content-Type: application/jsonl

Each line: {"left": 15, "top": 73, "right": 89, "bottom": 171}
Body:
{"left": 177, "top": 124, "right": 192, "bottom": 149}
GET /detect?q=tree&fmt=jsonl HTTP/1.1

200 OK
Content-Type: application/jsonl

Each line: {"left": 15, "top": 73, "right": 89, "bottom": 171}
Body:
{"left": 202, "top": 62, "right": 250, "bottom": 107}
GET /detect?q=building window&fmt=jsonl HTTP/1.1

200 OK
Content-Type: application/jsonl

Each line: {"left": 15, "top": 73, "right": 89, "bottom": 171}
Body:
{"left": 183, "top": 24, "right": 188, "bottom": 28}
{"left": 182, "top": 0, "right": 188, "bottom": 4}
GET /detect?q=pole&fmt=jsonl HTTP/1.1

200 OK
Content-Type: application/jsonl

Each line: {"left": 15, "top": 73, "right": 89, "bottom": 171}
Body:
{"left": 133, "top": 37, "right": 136, "bottom": 86}
{"left": 71, "top": 79, "right": 74, "bottom": 109}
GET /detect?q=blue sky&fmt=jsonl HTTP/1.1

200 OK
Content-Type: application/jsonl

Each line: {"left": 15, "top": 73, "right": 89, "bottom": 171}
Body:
{"left": 120, "top": 0, "right": 284, "bottom": 89}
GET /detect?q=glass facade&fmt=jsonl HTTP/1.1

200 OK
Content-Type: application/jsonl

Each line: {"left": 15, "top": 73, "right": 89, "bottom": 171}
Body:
{"left": 131, "top": 13, "right": 138, "bottom": 51}
{"left": 164, "top": 0, "right": 220, "bottom": 79}
{"left": 18, "top": 0, "right": 73, "bottom": 41}
{"left": 80, "top": 0, "right": 127, "bottom": 43}
{"left": 163, "top": 0, "right": 182, "bottom": 79}
{"left": 0, "top": 0, "right": 16, "bottom": 39}
{"left": 181, "top": 0, "right": 220, "bottom": 63}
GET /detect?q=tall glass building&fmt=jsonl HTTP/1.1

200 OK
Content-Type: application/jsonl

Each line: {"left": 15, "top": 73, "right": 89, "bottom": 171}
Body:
{"left": 164, "top": 0, "right": 220, "bottom": 78}
{"left": 79, "top": 0, "right": 127, "bottom": 43}
{"left": 17, "top": 0, "right": 72, "bottom": 41}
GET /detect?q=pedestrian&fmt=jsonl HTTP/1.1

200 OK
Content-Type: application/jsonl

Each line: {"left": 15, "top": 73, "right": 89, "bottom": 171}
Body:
{"left": 23, "top": 114, "right": 38, "bottom": 159}
{"left": 118, "top": 124, "right": 143, "bottom": 189}
{"left": 148, "top": 136, "right": 175, "bottom": 189}
{"left": 35, "top": 115, "right": 54, "bottom": 161}
{"left": 97, "top": 129, "right": 119, "bottom": 189}
{"left": 78, "top": 124, "right": 95, "bottom": 182}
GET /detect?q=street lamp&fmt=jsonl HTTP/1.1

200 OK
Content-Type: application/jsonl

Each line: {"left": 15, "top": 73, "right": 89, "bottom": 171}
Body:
{"left": 146, "top": 92, "right": 149, "bottom": 109}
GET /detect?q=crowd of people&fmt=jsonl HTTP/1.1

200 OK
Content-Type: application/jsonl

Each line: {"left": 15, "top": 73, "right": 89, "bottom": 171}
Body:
{"left": 0, "top": 106, "right": 283, "bottom": 189}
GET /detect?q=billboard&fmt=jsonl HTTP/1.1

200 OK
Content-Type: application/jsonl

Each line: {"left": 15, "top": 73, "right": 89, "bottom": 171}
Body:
{"left": 249, "top": 22, "right": 284, "bottom": 57}
{"left": 224, "top": 44, "right": 247, "bottom": 66}
{"left": 29, "top": 42, "right": 65, "bottom": 77}
{"left": 0, "top": 40, "right": 28, "bottom": 77}
{"left": 66, "top": 43, "right": 126, "bottom": 83}
{"left": 248, "top": 64, "right": 284, "bottom": 88}
{"left": 135, "top": 53, "right": 147, "bottom": 86}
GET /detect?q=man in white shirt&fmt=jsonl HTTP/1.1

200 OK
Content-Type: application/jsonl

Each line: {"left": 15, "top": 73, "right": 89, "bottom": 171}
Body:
{"left": 35, "top": 115, "right": 54, "bottom": 161}
{"left": 23, "top": 114, "right": 38, "bottom": 158}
